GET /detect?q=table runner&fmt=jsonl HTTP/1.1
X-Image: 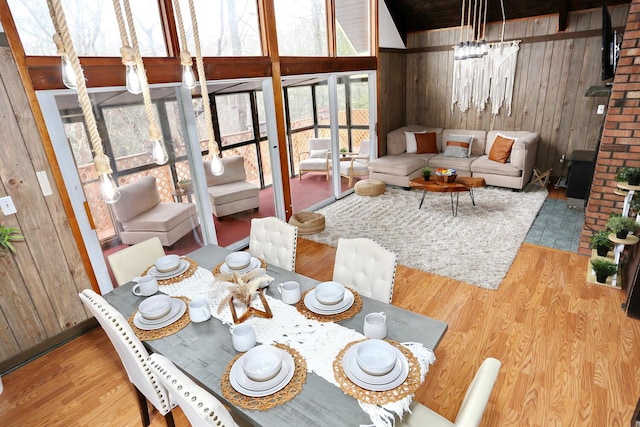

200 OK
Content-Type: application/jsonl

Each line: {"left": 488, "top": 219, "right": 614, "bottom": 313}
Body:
{"left": 157, "top": 267, "right": 436, "bottom": 426}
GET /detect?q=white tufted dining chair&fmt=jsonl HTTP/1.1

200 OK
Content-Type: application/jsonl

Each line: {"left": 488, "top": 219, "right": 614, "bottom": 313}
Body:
{"left": 107, "top": 236, "right": 165, "bottom": 286}
{"left": 332, "top": 238, "right": 398, "bottom": 304}
{"left": 399, "top": 358, "right": 501, "bottom": 427}
{"left": 78, "top": 289, "right": 176, "bottom": 427}
{"left": 249, "top": 217, "right": 298, "bottom": 271}
{"left": 148, "top": 353, "right": 243, "bottom": 427}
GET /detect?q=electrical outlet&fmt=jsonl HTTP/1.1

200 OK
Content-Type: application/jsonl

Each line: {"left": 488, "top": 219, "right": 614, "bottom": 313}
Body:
{"left": 36, "top": 170, "right": 53, "bottom": 196}
{"left": 0, "top": 196, "right": 17, "bottom": 215}
{"left": 597, "top": 104, "right": 605, "bottom": 114}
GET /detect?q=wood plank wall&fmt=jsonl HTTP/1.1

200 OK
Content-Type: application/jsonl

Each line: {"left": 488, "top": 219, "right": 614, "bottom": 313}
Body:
{"left": 379, "top": 6, "right": 629, "bottom": 175}
{"left": 377, "top": 50, "right": 407, "bottom": 156}
{"left": 0, "top": 47, "right": 92, "bottom": 371}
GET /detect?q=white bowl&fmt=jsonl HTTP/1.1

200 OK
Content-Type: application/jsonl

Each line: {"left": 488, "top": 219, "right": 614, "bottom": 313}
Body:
{"left": 138, "top": 295, "right": 172, "bottom": 320}
{"left": 154, "top": 255, "right": 181, "bottom": 273}
{"left": 225, "top": 252, "right": 252, "bottom": 270}
{"left": 355, "top": 339, "right": 397, "bottom": 376}
{"left": 241, "top": 345, "right": 283, "bottom": 381}
{"left": 315, "top": 281, "right": 346, "bottom": 305}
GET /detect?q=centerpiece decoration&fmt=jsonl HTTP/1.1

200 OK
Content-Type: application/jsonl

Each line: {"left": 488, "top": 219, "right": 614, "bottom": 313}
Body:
{"left": 215, "top": 268, "right": 274, "bottom": 324}
{"left": 435, "top": 168, "right": 457, "bottom": 183}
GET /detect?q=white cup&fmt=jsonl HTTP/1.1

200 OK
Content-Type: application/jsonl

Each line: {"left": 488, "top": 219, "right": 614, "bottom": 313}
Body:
{"left": 132, "top": 275, "right": 159, "bottom": 297}
{"left": 230, "top": 323, "right": 256, "bottom": 352}
{"left": 364, "top": 312, "right": 387, "bottom": 339}
{"left": 278, "top": 281, "right": 301, "bottom": 304}
{"left": 188, "top": 298, "right": 211, "bottom": 323}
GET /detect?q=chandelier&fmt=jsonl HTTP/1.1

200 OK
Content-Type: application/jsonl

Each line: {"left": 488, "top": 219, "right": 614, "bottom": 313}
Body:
{"left": 453, "top": 0, "right": 488, "bottom": 61}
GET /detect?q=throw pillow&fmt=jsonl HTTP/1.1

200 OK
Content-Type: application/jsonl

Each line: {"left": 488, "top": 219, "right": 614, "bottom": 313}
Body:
{"left": 416, "top": 132, "right": 438, "bottom": 154}
{"left": 489, "top": 135, "right": 516, "bottom": 163}
{"left": 405, "top": 130, "right": 427, "bottom": 154}
{"left": 309, "top": 149, "right": 329, "bottom": 159}
{"left": 442, "top": 138, "right": 472, "bottom": 158}
{"left": 449, "top": 134, "right": 474, "bottom": 156}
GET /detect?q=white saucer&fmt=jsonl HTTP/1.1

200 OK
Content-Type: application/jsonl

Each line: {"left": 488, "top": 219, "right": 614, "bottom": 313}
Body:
{"left": 342, "top": 345, "right": 409, "bottom": 391}
{"left": 230, "top": 349, "right": 295, "bottom": 397}
{"left": 133, "top": 299, "right": 186, "bottom": 330}
{"left": 220, "top": 257, "right": 261, "bottom": 275}
{"left": 149, "top": 260, "right": 190, "bottom": 279}
{"left": 304, "top": 289, "right": 354, "bottom": 315}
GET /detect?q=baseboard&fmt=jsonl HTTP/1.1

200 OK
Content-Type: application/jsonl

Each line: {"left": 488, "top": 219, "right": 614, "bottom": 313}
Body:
{"left": 0, "top": 318, "right": 98, "bottom": 375}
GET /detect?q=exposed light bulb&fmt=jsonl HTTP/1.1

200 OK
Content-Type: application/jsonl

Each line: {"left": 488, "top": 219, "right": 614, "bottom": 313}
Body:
{"left": 151, "top": 139, "right": 169, "bottom": 165}
{"left": 182, "top": 65, "right": 197, "bottom": 89}
{"left": 210, "top": 155, "right": 224, "bottom": 176}
{"left": 61, "top": 55, "right": 77, "bottom": 90}
{"left": 99, "top": 173, "right": 121, "bottom": 204}
{"left": 126, "top": 64, "right": 142, "bottom": 94}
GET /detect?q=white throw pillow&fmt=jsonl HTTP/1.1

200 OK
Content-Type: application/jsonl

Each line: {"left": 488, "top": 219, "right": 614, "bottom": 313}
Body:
{"left": 449, "top": 134, "right": 474, "bottom": 156}
{"left": 309, "top": 149, "right": 329, "bottom": 159}
{"left": 404, "top": 131, "right": 427, "bottom": 154}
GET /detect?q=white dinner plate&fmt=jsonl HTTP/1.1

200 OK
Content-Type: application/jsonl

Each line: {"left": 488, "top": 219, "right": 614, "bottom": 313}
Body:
{"left": 304, "top": 289, "right": 354, "bottom": 315}
{"left": 148, "top": 260, "right": 190, "bottom": 279}
{"left": 343, "top": 345, "right": 404, "bottom": 385}
{"left": 220, "top": 257, "right": 261, "bottom": 275}
{"left": 230, "top": 349, "right": 295, "bottom": 397}
{"left": 133, "top": 299, "right": 186, "bottom": 330}
{"left": 342, "top": 345, "right": 409, "bottom": 391}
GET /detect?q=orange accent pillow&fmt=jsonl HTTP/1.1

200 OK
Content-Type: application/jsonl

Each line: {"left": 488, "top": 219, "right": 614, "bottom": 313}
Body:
{"left": 488, "top": 135, "right": 516, "bottom": 163}
{"left": 416, "top": 132, "right": 438, "bottom": 154}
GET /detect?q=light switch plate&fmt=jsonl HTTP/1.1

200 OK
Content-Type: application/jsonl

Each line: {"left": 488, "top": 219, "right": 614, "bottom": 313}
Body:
{"left": 0, "top": 196, "right": 17, "bottom": 215}
{"left": 36, "top": 170, "right": 53, "bottom": 196}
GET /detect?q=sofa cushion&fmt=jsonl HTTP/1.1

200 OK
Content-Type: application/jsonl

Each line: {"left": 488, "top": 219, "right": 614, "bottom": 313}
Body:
{"left": 208, "top": 180, "right": 259, "bottom": 205}
{"left": 299, "top": 158, "right": 330, "bottom": 171}
{"left": 120, "top": 202, "right": 197, "bottom": 232}
{"left": 112, "top": 176, "right": 161, "bottom": 223}
{"left": 204, "top": 156, "right": 246, "bottom": 186}
{"left": 428, "top": 154, "right": 477, "bottom": 173}
{"left": 368, "top": 156, "right": 424, "bottom": 176}
{"left": 488, "top": 134, "right": 516, "bottom": 163}
{"left": 386, "top": 126, "right": 443, "bottom": 155}
{"left": 310, "top": 149, "right": 329, "bottom": 158}
{"left": 442, "top": 129, "right": 486, "bottom": 156}
{"left": 470, "top": 155, "right": 522, "bottom": 177}
{"left": 405, "top": 130, "right": 426, "bottom": 153}
{"left": 443, "top": 140, "right": 471, "bottom": 158}
{"left": 416, "top": 132, "right": 438, "bottom": 154}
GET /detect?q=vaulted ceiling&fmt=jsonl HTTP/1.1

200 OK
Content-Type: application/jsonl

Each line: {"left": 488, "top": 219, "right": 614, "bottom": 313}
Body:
{"left": 384, "top": 0, "right": 632, "bottom": 43}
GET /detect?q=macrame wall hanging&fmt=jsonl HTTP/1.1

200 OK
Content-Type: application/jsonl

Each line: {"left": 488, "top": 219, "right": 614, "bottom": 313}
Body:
{"left": 451, "top": 0, "right": 519, "bottom": 116}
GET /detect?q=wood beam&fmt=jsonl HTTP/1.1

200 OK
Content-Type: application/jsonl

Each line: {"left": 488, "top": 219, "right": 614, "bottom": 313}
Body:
{"left": 280, "top": 56, "right": 377, "bottom": 76}
{"left": 558, "top": 0, "right": 569, "bottom": 32}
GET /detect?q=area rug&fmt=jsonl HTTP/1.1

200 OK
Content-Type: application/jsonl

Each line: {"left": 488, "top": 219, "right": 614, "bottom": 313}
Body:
{"left": 303, "top": 185, "right": 548, "bottom": 290}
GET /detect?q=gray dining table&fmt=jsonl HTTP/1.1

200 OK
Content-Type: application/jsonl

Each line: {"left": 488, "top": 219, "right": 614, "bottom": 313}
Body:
{"left": 103, "top": 244, "right": 448, "bottom": 426}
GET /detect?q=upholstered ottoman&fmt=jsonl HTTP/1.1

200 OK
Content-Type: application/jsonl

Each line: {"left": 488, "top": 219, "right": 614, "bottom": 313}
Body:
{"left": 354, "top": 179, "right": 386, "bottom": 196}
{"left": 289, "top": 212, "right": 325, "bottom": 235}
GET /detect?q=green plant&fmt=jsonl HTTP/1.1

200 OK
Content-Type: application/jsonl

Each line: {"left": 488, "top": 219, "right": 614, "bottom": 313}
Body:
{"left": 339, "top": 147, "right": 348, "bottom": 153}
{"left": 0, "top": 225, "right": 24, "bottom": 254}
{"left": 627, "top": 167, "right": 640, "bottom": 182}
{"left": 615, "top": 167, "right": 631, "bottom": 182}
{"left": 606, "top": 215, "right": 640, "bottom": 233}
{"left": 590, "top": 258, "right": 618, "bottom": 277}
{"left": 422, "top": 167, "right": 432, "bottom": 177}
{"left": 178, "top": 178, "right": 192, "bottom": 184}
{"left": 590, "top": 230, "right": 613, "bottom": 249}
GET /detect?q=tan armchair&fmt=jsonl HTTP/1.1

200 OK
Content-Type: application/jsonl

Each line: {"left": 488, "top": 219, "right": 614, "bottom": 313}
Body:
{"left": 339, "top": 140, "right": 370, "bottom": 187}
{"left": 111, "top": 176, "right": 198, "bottom": 246}
{"left": 204, "top": 156, "right": 260, "bottom": 218}
{"left": 298, "top": 138, "right": 332, "bottom": 180}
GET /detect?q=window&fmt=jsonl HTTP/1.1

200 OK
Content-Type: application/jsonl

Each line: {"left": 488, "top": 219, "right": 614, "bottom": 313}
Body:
{"left": 274, "top": 0, "right": 328, "bottom": 56}
{"left": 287, "top": 87, "right": 314, "bottom": 129}
{"left": 175, "top": 0, "right": 262, "bottom": 56}
{"left": 215, "top": 93, "right": 254, "bottom": 146}
{"left": 7, "top": 0, "right": 166, "bottom": 56}
{"left": 335, "top": 0, "right": 370, "bottom": 56}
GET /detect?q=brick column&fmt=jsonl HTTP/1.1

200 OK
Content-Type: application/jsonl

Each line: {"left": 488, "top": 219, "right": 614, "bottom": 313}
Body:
{"left": 581, "top": 0, "right": 640, "bottom": 255}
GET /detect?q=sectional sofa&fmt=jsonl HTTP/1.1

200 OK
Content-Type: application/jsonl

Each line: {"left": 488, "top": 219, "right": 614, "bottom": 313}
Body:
{"left": 368, "top": 125, "right": 540, "bottom": 190}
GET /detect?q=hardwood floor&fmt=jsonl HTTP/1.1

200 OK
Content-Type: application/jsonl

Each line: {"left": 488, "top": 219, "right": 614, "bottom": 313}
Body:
{"left": 2, "top": 238, "right": 640, "bottom": 426}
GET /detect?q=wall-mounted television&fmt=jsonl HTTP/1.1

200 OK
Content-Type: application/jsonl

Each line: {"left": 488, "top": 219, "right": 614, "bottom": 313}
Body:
{"left": 602, "top": 1, "right": 621, "bottom": 82}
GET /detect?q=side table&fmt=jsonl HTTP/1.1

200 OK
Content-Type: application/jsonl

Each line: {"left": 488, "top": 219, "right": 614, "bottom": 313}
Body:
{"left": 172, "top": 188, "right": 194, "bottom": 203}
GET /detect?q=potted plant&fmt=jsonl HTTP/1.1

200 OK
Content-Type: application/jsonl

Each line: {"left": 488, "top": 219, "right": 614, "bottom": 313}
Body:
{"left": 590, "top": 230, "right": 613, "bottom": 256}
{"left": 590, "top": 258, "right": 618, "bottom": 284}
{"left": 0, "top": 225, "right": 24, "bottom": 254}
{"left": 615, "top": 167, "right": 631, "bottom": 182}
{"left": 339, "top": 147, "right": 348, "bottom": 157}
{"left": 606, "top": 215, "right": 640, "bottom": 239}
{"left": 627, "top": 167, "right": 640, "bottom": 186}
{"left": 422, "top": 166, "right": 432, "bottom": 181}
{"left": 178, "top": 178, "right": 192, "bottom": 192}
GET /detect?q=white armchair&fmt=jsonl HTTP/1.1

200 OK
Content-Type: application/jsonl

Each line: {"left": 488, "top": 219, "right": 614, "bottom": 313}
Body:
{"left": 107, "top": 237, "right": 165, "bottom": 286}
{"left": 399, "top": 358, "right": 501, "bottom": 427}
{"left": 249, "top": 217, "right": 298, "bottom": 271}
{"left": 339, "top": 140, "right": 370, "bottom": 187}
{"left": 298, "top": 138, "right": 332, "bottom": 180}
{"left": 332, "top": 237, "right": 398, "bottom": 303}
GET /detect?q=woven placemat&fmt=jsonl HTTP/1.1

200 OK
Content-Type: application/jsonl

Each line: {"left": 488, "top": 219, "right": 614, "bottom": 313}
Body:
{"left": 295, "top": 287, "right": 362, "bottom": 322}
{"left": 128, "top": 296, "right": 191, "bottom": 341}
{"left": 142, "top": 257, "right": 198, "bottom": 286}
{"left": 221, "top": 343, "right": 306, "bottom": 410}
{"left": 332, "top": 339, "right": 422, "bottom": 405}
{"left": 211, "top": 258, "right": 267, "bottom": 275}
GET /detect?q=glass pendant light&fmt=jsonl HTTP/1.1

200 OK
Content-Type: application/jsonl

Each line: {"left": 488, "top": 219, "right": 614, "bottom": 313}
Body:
{"left": 151, "top": 139, "right": 169, "bottom": 165}
{"left": 99, "top": 173, "right": 121, "bottom": 204}
{"left": 61, "top": 54, "right": 77, "bottom": 90}
{"left": 182, "top": 65, "right": 197, "bottom": 89}
{"left": 125, "top": 64, "right": 142, "bottom": 94}
{"left": 210, "top": 155, "right": 224, "bottom": 176}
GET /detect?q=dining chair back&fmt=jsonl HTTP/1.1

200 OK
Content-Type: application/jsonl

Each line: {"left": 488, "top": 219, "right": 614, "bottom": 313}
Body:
{"left": 107, "top": 237, "right": 165, "bottom": 286}
{"left": 399, "top": 358, "right": 501, "bottom": 427}
{"left": 249, "top": 217, "right": 298, "bottom": 271}
{"left": 148, "top": 353, "right": 241, "bottom": 427}
{"left": 78, "top": 289, "right": 175, "bottom": 427}
{"left": 332, "top": 237, "right": 397, "bottom": 303}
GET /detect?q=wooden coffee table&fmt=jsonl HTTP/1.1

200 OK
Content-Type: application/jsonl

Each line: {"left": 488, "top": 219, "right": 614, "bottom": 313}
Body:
{"left": 409, "top": 176, "right": 486, "bottom": 216}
